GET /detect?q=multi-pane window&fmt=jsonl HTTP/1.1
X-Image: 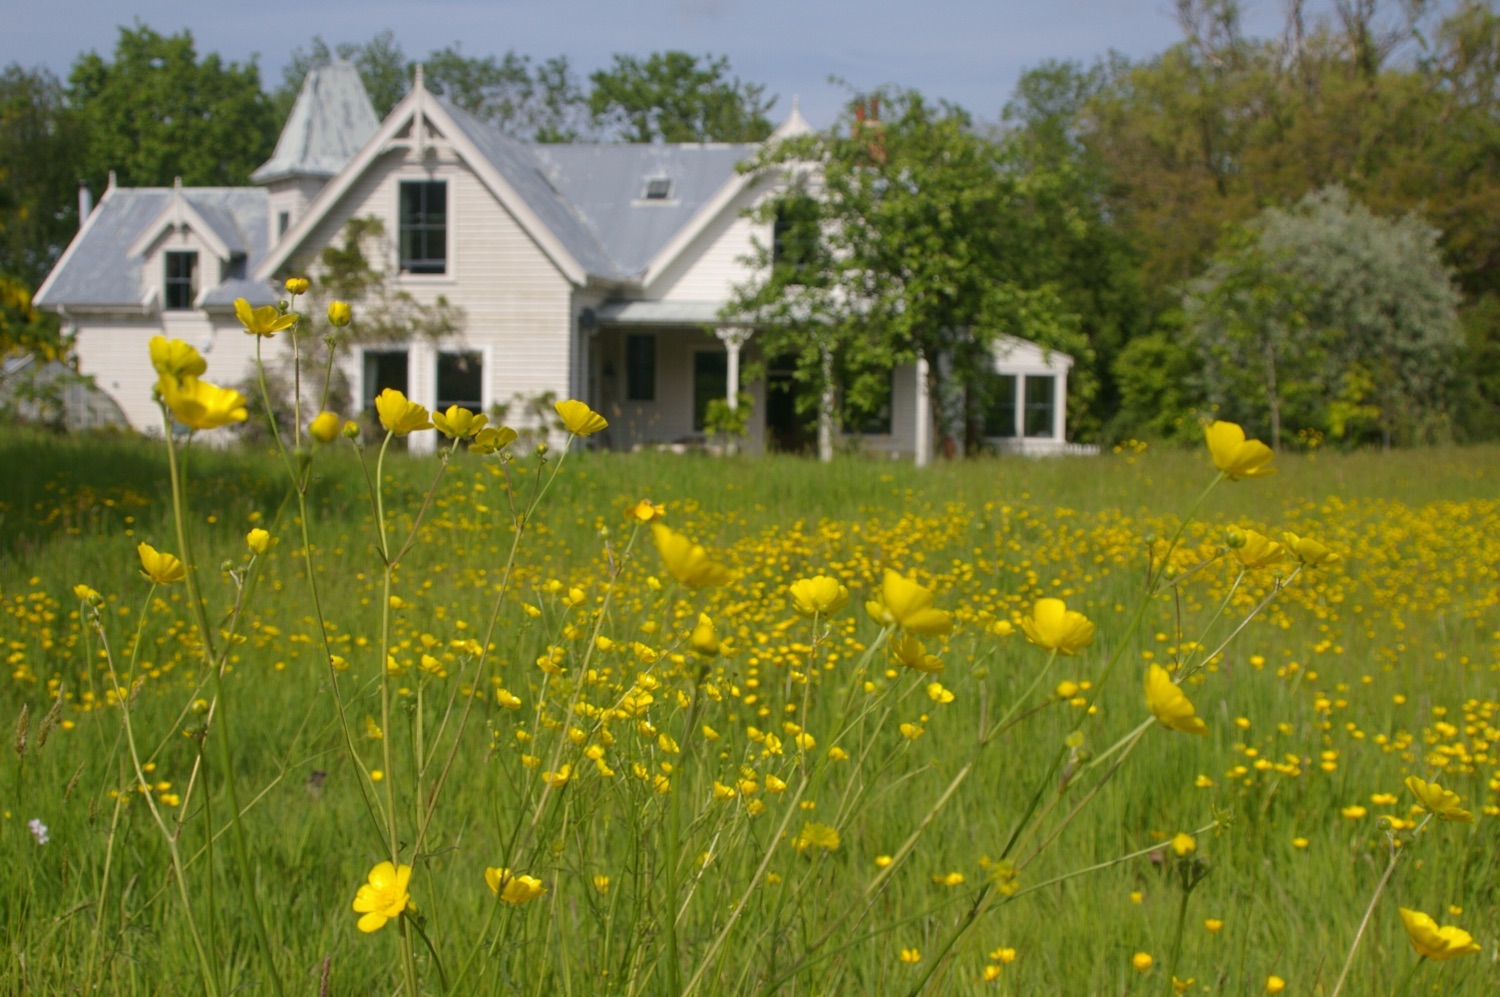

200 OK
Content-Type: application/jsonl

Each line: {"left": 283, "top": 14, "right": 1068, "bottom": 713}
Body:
{"left": 983, "top": 374, "right": 1018, "bottom": 437}
{"left": 399, "top": 181, "right": 447, "bottom": 274}
{"left": 626, "top": 335, "right": 656, "bottom": 402}
{"left": 436, "top": 351, "right": 483, "bottom": 413}
{"left": 164, "top": 251, "right": 198, "bottom": 311}
{"left": 1024, "top": 374, "right": 1056, "bottom": 438}
{"left": 693, "top": 351, "right": 727, "bottom": 431}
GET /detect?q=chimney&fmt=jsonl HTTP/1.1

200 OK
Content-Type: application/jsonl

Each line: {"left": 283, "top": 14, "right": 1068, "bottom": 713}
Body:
{"left": 78, "top": 181, "right": 93, "bottom": 228}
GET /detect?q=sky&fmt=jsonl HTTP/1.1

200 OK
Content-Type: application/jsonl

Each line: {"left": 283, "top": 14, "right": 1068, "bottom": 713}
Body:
{"left": 9, "top": 0, "right": 1299, "bottom": 128}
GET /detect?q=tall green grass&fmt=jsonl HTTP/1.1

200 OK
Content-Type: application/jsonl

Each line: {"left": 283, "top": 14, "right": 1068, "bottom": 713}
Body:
{"left": 2, "top": 429, "right": 1497, "bottom": 994}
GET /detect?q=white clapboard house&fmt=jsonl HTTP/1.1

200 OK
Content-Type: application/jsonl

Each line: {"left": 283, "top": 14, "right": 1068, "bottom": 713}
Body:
{"left": 35, "top": 62, "right": 1075, "bottom": 460}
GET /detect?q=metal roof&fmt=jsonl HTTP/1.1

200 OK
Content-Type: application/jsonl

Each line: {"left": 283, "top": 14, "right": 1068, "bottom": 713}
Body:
{"left": 251, "top": 61, "right": 380, "bottom": 184}
{"left": 36, "top": 187, "right": 273, "bottom": 309}
{"left": 438, "top": 98, "right": 755, "bottom": 280}
{"left": 532, "top": 142, "right": 757, "bottom": 277}
{"left": 39, "top": 78, "right": 765, "bottom": 308}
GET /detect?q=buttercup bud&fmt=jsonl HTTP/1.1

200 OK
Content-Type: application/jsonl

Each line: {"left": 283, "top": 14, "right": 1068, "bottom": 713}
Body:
{"left": 328, "top": 300, "right": 352, "bottom": 327}
{"left": 284, "top": 277, "right": 310, "bottom": 296}
{"left": 309, "top": 411, "right": 340, "bottom": 444}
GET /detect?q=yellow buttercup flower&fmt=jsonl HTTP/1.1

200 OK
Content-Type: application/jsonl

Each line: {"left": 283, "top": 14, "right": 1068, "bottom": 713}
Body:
{"left": 793, "top": 822, "right": 840, "bottom": 852}
{"left": 1170, "top": 832, "right": 1197, "bottom": 857}
{"left": 1205, "top": 420, "right": 1276, "bottom": 479}
{"left": 1234, "top": 529, "right": 1285, "bottom": 569}
{"left": 1283, "top": 532, "right": 1341, "bottom": 568}
{"left": 1405, "top": 775, "right": 1473, "bottom": 823}
{"left": 309, "top": 411, "right": 340, "bottom": 444}
{"left": 625, "top": 499, "right": 666, "bottom": 522}
{"left": 484, "top": 867, "right": 547, "bottom": 905}
{"left": 1398, "top": 907, "right": 1481, "bottom": 960}
{"left": 148, "top": 335, "right": 206, "bottom": 379}
{"left": 689, "top": 613, "right": 721, "bottom": 657}
{"left": 469, "top": 425, "right": 518, "bottom": 454}
{"left": 246, "top": 528, "right": 270, "bottom": 556}
{"left": 233, "top": 297, "right": 297, "bottom": 338}
{"left": 1132, "top": 952, "right": 1153, "bottom": 972}
{"left": 1146, "top": 663, "right": 1208, "bottom": 735}
{"left": 1265, "top": 976, "right": 1286, "bottom": 994}
{"left": 890, "top": 633, "right": 944, "bottom": 673}
{"left": 327, "top": 300, "right": 352, "bottom": 327}
{"left": 375, "top": 388, "right": 433, "bottom": 436}
{"left": 284, "top": 277, "right": 309, "bottom": 296}
{"left": 555, "top": 398, "right": 608, "bottom": 436}
{"left": 160, "top": 376, "right": 248, "bottom": 430}
{"left": 1019, "top": 598, "right": 1094, "bottom": 655}
{"left": 865, "top": 570, "right": 952, "bottom": 636}
{"left": 789, "top": 576, "right": 850, "bottom": 618}
{"left": 136, "top": 543, "right": 185, "bottom": 585}
{"left": 351, "top": 860, "right": 412, "bottom": 933}
{"left": 432, "top": 405, "right": 488, "bottom": 440}
{"left": 651, "top": 524, "right": 732, "bottom": 588}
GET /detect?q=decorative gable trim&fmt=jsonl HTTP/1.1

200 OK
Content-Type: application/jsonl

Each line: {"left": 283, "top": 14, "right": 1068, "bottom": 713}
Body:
{"left": 125, "top": 183, "right": 234, "bottom": 262}
{"left": 255, "top": 80, "right": 590, "bottom": 287}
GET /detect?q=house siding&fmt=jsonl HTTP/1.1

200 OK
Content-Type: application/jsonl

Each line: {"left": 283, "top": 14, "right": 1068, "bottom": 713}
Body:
{"left": 74, "top": 315, "right": 267, "bottom": 433}
{"left": 649, "top": 184, "right": 769, "bottom": 303}
{"left": 290, "top": 142, "right": 576, "bottom": 438}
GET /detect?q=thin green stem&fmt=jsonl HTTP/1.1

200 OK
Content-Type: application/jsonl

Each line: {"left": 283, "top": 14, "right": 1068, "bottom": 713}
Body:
{"left": 161, "top": 410, "right": 284, "bottom": 996}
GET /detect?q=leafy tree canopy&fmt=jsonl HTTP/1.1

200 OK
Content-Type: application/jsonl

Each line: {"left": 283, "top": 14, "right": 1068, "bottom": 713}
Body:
{"left": 0, "top": 65, "right": 86, "bottom": 290}
{"left": 730, "top": 87, "right": 1091, "bottom": 456}
{"left": 589, "top": 52, "right": 775, "bottom": 143}
{"left": 68, "top": 24, "right": 276, "bottom": 190}
{"left": 1184, "top": 186, "right": 1463, "bottom": 448}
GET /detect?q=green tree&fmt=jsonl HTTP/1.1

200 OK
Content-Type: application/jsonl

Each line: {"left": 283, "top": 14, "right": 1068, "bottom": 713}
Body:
{"left": 69, "top": 25, "right": 276, "bottom": 189}
{"left": 730, "top": 87, "right": 1089, "bottom": 459}
{"left": 997, "top": 58, "right": 1144, "bottom": 439}
{"left": 1184, "top": 186, "right": 1462, "bottom": 448}
{"left": 589, "top": 52, "right": 775, "bottom": 143}
{"left": 0, "top": 65, "right": 86, "bottom": 290}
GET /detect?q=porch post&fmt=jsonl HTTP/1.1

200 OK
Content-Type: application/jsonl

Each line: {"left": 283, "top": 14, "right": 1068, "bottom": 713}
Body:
{"left": 714, "top": 327, "right": 750, "bottom": 410}
{"left": 914, "top": 354, "right": 931, "bottom": 468}
{"left": 1054, "top": 368, "right": 1068, "bottom": 443}
{"left": 409, "top": 341, "right": 437, "bottom": 456}
{"left": 817, "top": 345, "right": 834, "bottom": 463}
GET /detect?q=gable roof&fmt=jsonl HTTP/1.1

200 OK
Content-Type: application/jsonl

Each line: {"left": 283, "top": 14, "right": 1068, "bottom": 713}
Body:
{"left": 35, "top": 186, "right": 273, "bottom": 311}
{"left": 259, "top": 78, "right": 764, "bottom": 287}
{"left": 251, "top": 60, "right": 380, "bottom": 184}
{"left": 437, "top": 100, "right": 620, "bottom": 280}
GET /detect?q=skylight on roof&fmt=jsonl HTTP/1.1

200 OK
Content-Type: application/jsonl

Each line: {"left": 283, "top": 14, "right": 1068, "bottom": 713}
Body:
{"left": 643, "top": 177, "right": 672, "bottom": 200}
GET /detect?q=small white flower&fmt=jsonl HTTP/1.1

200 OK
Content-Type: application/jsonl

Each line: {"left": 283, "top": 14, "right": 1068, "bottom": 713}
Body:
{"left": 28, "top": 818, "right": 49, "bottom": 845}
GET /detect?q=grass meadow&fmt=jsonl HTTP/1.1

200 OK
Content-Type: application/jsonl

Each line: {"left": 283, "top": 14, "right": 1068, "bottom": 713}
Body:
{"left": 1, "top": 426, "right": 1497, "bottom": 995}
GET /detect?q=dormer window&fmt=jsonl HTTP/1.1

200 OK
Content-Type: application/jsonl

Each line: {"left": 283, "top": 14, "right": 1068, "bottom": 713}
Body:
{"left": 164, "top": 251, "right": 198, "bottom": 310}
{"left": 643, "top": 177, "right": 672, "bottom": 200}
